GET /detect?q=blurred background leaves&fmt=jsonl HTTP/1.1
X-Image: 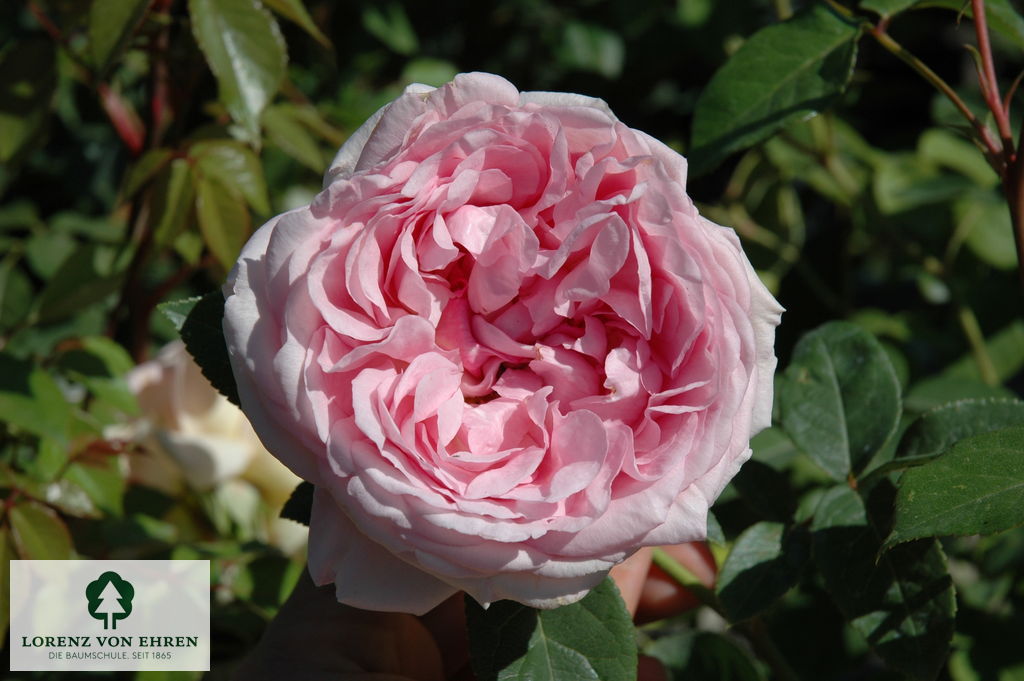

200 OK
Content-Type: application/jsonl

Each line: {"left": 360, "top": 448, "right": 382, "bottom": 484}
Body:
{"left": 1, "top": 0, "right": 1023, "bottom": 679}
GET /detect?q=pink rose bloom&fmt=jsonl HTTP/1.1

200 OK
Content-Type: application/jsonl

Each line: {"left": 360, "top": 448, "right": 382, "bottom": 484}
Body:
{"left": 224, "top": 73, "right": 782, "bottom": 614}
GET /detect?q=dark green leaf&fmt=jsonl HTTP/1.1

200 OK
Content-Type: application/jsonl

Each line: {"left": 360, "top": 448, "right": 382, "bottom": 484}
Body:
{"left": 898, "top": 398, "right": 1024, "bottom": 461}
{"left": 191, "top": 139, "right": 271, "bottom": 215}
{"left": 180, "top": 290, "right": 239, "bottom": 406}
{"left": 466, "top": 578, "right": 636, "bottom": 681}
{"left": 905, "top": 375, "right": 1015, "bottom": 413}
{"left": 123, "top": 148, "right": 174, "bottom": 200}
{"left": 0, "top": 353, "right": 71, "bottom": 444}
{"left": 280, "top": 481, "right": 314, "bottom": 525}
{"left": 9, "top": 501, "right": 74, "bottom": 559}
{"left": 689, "top": 4, "right": 861, "bottom": 174}
{"left": 956, "top": 190, "right": 1017, "bottom": 270}
{"left": 189, "top": 0, "right": 287, "bottom": 143}
{"left": 706, "top": 511, "right": 726, "bottom": 545}
{"left": 812, "top": 486, "right": 955, "bottom": 680}
{"left": 780, "top": 321, "right": 902, "bottom": 481}
{"left": 0, "top": 259, "right": 32, "bottom": 331}
{"left": 260, "top": 0, "right": 331, "bottom": 47}
{"left": 888, "top": 426, "right": 1024, "bottom": 547}
{"left": 25, "top": 230, "right": 76, "bottom": 279}
{"left": 730, "top": 460, "right": 795, "bottom": 521}
{"left": 89, "top": 0, "right": 150, "bottom": 76}
{"left": 196, "top": 174, "right": 251, "bottom": 270}
{"left": 873, "top": 155, "right": 976, "bottom": 215}
{"left": 920, "top": 0, "right": 1024, "bottom": 50}
{"left": 36, "top": 244, "right": 128, "bottom": 323}
{"left": 362, "top": 3, "right": 419, "bottom": 56}
{"left": 860, "top": 0, "right": 920, "bottom": 18}
{"left": 159, "top": 296, "right": 202, "bottom": 332}
{"left": 646, "top": 631, "right": 766, "bottom": 681}
{"left": 716, "top": 521, "right": 809, "bottom": 621}
{"left": 0, "top": 39, "right": 57, "bottom": 164}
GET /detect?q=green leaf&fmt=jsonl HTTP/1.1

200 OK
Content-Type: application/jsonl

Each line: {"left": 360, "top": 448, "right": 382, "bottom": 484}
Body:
{"left": 730, "top": 460, "right": 795, "bottom": 521}
{"left": 558, "top": 22, "right": 625, "bottom": 79}
{"left": 0, "top": 353, "right": 72, "bottom": 444}
{"left": 905, "top": 375, "right": 1016, "bottom": 413}
{"left": 466, "top": 578, "right": 637, "bottom": 681}
{"left": 56, "top": 337, "right": 139, "bottom": 415}
{"left": 920, "top": 0, "right": 1024, "bottom": 50}
{"left": 812, "top": 486, "right": 955, "bottom": 681}
{"left": 716, "top": 521, "right": 809, "bottom": 621}
{"left": 944, "top": 320, "right": 1024, "bottom": 384}
{"left": 25, "top": 230, "right": 76, "bottom": 279}
{"left": 955, "top": 190, "right": 1018, "bottom": 270}
{"left": 180, "top": 290, "right": 240, "bottom": 406}
{"left": 0, "top": 259, "right": 32, "bottom": 331}
{"left": 898, "top": 398, "right": 1024, "bottom": 461}
{"left": 196, "top": 174, "right": 251, "bottom": 270}
{"left": 262, "top": 103, "right": 327, "bottom": 172}
{"left": 152, "top": 158, "right": 197, "bottom": 248}
{"left": 65, "top": 459, "right": 126, "bottom": 516}
{"left": 362, "top": 3, "right": 419, "bottom": 56}
{"left": 873, "top": 154, "right": 974, "bottom": 214}
{"left": 89, "top": 0, "right": 150, "bottom": 76}
{"left": 918, "top": 129, "right": 998, "bottom": 187}
{"left": 689, "top": 4, "right": 861, "bottom": 175}
{"left": 260, "top": 0, "right": 331, "bottom": 48}
{"left": 35, "top": 244, "right": 128, "bottom": 324}
{"left": 780, "top": 321, "right": 902, "bottom": 481}
{"left": 189, "top": 0, "right": 287, "bottom": 144}
{"left": 0, "top": 39, "right": 57, "bottom": 164}
{"left": 280, "top": 481, "right": 313, "bottom": 525}
{"left": 646, "top": 630, "right": 767, "bottom": 681}
{"left": 888, "top": 426, "right": 1024, "bottom": 547}
{"left": 159, "top": 296, "right": 202, "bottom": 332}
{"left": 191, "top": 139, "right": 271, "bottom": 215}
{"left": 123, "top": 148, "right": 174, "bottom": 199}
{"left": 860, "top": 0, "right": 921, "bottom": 18}
{"left": 9, "top": 501, "right": 74, "bottom": 559}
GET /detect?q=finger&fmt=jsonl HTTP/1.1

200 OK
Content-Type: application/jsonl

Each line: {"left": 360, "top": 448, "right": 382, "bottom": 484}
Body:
{"left": 420, "top": 593, "right": 470, "bottom": 679}
{"left": 638, "top": 654, "right": 670, "bottom": 681}
{"left": 635, "top": 562, "right": 702, "bottom": 624}
{"left": 608, "top": 547, "right": 653, "bottom": 616}
{"left": 234, "top": 569, "right": 445, "bottom": 681}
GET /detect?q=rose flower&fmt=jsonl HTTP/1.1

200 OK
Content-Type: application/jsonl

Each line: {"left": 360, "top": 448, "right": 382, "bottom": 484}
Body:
{"left": 223, "top": 73, "right": 782, "bottom": 614}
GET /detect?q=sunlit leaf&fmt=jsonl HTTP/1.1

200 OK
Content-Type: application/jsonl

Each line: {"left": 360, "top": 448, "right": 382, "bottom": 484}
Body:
{"left": 189, "top": 0, "right": 287, "bottom": 143}
{"left": 690, "top": 4, "right": 861, "bottom": 174}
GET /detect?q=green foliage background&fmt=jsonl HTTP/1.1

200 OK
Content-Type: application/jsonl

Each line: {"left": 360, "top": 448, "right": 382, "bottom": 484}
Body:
{"left": 1, "top": 0, "right": 1023, "bottom": 679}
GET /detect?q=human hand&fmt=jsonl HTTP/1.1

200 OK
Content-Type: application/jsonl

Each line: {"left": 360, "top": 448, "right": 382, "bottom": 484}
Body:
{"left": 232, "top": 543, "right": 716, "bottom": 681}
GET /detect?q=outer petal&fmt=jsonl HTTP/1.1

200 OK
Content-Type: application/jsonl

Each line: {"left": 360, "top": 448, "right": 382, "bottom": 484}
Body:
{"left": 223, "top": 212, "right": 322, "bottom": 482}
{"left": 308, "top": 487, "right": 457, "bottom": 615}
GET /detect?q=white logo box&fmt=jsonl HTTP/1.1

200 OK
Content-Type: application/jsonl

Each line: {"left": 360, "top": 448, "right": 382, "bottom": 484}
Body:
{"left": 9, "top": 560, "right": 210, "bottom": 672}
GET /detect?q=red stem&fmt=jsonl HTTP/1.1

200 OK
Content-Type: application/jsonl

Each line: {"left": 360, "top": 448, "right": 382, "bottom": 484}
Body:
{"left": 971, "top": 0, "right": 1015, "bottom": 159}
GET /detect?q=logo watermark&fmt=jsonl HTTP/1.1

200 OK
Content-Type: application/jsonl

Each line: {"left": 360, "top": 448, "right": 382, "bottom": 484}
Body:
{"left": 9, "top": 560, "right": 210, "bottom": 671}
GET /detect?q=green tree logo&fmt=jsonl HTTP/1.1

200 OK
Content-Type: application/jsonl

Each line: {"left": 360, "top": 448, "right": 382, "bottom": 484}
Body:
{"left": 86, "top": 572, "right": 135, "bottom": 630}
